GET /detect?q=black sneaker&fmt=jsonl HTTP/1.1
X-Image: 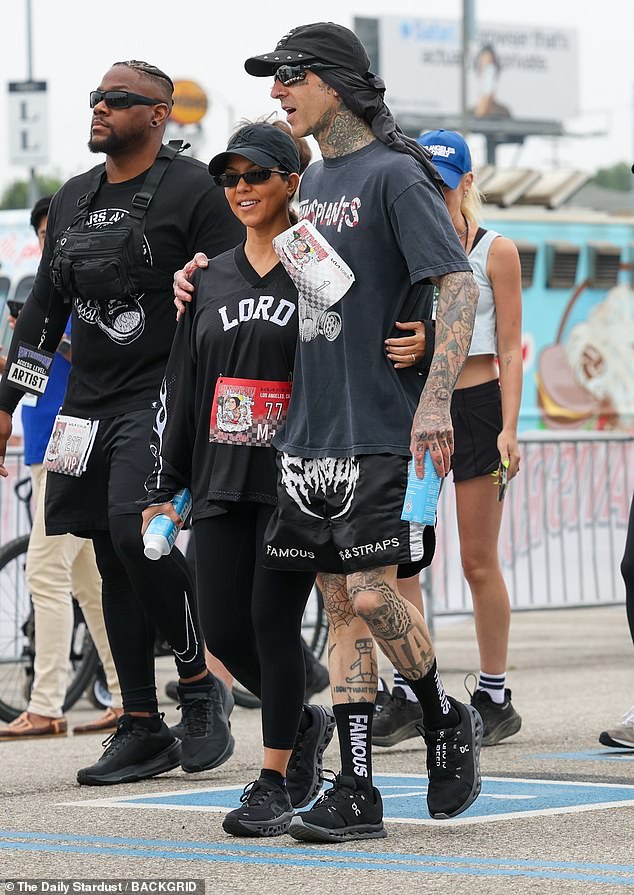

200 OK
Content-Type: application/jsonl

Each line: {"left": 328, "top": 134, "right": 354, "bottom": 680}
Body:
{"left": 289, "top": 774, "right": 386, "bottom": 843}
{"left": 222, "top": 778, "right": 295, "bottom": 837}
{"left": 470, "top": 688, "right": 522, "bottom": 746}
{"left": 76, "top": 714, "right": 181, "bottom": 786}
{"left": 169, "top": 675, "right": 234, "bottom": 742}
{"left": 372, "top": 679, "right": 391, "bottom": 717}
{"left": 286, "top": 704, "right": 336, "bottom": 808}
{"left": 422, "top": 696, "right": 483, "bottom": 819}
{"left": 372, "top": 686, "right": 423, "bottom": 747}
{"left": 178, "top": 676, "right": 235, "bottom": 773}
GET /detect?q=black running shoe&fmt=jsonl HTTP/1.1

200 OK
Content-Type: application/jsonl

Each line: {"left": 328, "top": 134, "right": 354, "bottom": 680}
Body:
{"left": 222, "top": 778, "right": 295, "bottom": 838}
{"left": 170, "top": 675, "right": 235, "bottom": 742}
{"left": 422, "top": 696, "right": 483, "bottom": 819}
{"left": 470, "top": 688, "right": 522, "bottom": 746}
{"left": 178, "top": 676, "right": 235, "bottom": 773}
{"left": 76, "top": 714, "right": 181, "bottom": 786}
{"left": 373, "top": 680, "right": 391, "bottom": 716}
{"left": 286, "top": 704, "right": 336, "bottom": 809}
{"left": 289, "top": 774, "right": 386, "bottom": 843}
{"left": 372, "top": 686, "right": 423, "bottom": 747}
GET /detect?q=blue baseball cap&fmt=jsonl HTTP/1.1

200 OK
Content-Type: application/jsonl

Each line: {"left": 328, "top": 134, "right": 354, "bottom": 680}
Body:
{"left": 416, "top": 129, "right": 472, "bottom": 190}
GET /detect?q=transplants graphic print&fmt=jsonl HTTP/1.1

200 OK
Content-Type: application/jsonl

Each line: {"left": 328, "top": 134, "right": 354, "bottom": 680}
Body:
{"left": 279, "top": 454, "right": 360, "bottom": 519}
{"left": 273, "top": 220, "right": 355, "bottom": 343}
{"left": 73, "top": 208, "right": 148, "bottom": 345}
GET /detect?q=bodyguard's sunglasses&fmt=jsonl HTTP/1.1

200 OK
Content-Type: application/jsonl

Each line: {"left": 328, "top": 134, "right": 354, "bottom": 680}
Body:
{"left": 273, "top": 65, "right": 310, "bottom": 85}
{"left": 214, "top": 169, "right": 290, "bottom": 188}
{"left": 90, "top": 90, "right": 165, "bottom": 109}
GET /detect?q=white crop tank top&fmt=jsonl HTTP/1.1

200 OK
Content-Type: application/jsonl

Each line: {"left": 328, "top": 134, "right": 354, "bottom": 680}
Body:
{"left": 468, "top": 228, "right": 500, "bottom": 356}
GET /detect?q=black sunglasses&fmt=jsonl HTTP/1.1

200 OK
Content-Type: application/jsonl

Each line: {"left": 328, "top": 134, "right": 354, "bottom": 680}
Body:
{"left": 90, "top": 90, "right": 165, "bottom": 109}
{"left": 214, "top": 169, "right": 290, "bottom": 188}
{"left": 273, "top": 65, "right": 310, "bottom": 86}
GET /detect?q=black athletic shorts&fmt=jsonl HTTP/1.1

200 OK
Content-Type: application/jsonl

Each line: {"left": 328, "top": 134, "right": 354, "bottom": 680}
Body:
{"left": 450, "top": 378, "right": 502, "bottom": 483}
{"left": 263, "top": 452, "right": 436, "bottom": 575}
{"left": 45, "top": 406, "right": 156, "bottom": 536}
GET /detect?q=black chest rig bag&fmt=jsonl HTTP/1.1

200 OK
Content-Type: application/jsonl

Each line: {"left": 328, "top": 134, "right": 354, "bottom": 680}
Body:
{"left": 50, "top": 141, "right": 183, "bottom": 304}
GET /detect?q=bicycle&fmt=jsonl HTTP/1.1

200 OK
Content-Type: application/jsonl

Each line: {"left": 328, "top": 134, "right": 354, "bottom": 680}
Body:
{"left": 0, "top": 475, "right": 329, "bottom": 717}
{"left": 0, "top": 476, "right": 100, "bottom": 722}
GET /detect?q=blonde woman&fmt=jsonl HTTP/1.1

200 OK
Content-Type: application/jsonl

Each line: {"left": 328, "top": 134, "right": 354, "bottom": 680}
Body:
{"left": 380, "top": 129, "right": 523, "bottom": 747}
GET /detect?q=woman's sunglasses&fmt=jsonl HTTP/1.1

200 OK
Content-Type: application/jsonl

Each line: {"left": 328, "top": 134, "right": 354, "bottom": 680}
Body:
{"left": 90, "top": 90, "right": 165, "bottom": 109}
{"left": 213, "top": 169, "right": 290, "bottom": 188}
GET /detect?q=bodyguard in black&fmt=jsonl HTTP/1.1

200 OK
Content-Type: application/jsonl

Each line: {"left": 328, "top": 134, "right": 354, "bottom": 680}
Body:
{"left": 0, "top": 61, "right": 245, "bottom": 785}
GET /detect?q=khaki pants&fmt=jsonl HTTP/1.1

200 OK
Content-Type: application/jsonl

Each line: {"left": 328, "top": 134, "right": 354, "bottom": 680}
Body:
{"left": 25, "top": 464, "right": 121, "bottom": 718}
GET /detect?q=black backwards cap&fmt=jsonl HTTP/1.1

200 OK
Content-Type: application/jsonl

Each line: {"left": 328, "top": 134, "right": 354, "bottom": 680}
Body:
{"left": 244, "top": 22, "right": 371, "bottom": 77}
{"left": 208, "top": 123, "right": 301, "bottom": 176}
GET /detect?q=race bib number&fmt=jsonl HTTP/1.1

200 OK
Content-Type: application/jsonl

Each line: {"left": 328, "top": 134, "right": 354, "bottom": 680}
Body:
{"left": 44, "top": 414, "right": 99, "bottom": 477}
{"left": 209, "top": 377, "right": 291, "bottom": 447}
{"left": 6, "top": 342, "right": 54, "bottom": 396}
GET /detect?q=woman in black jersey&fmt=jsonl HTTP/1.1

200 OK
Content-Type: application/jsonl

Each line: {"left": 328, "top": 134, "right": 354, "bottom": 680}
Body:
{"left": 143, "top": 122, "right": 335, "bottom": 838}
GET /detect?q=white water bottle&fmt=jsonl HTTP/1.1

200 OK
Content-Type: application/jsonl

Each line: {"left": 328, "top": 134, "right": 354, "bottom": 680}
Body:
{"left": 143, "top": 488, "right": 192, "bottom": 561}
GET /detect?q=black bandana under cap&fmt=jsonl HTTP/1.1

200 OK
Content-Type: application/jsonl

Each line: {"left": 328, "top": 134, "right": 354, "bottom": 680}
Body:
{"left": 317, "top": 67, "right": 444, "bottom": 195}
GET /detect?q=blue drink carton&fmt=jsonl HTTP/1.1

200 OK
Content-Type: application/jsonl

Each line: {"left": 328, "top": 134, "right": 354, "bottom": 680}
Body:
{"left": 400, "top": 452, "right": 441, "bottom": 525}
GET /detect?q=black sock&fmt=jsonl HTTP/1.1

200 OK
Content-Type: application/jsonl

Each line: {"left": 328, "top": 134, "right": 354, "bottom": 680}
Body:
{"left": 259, "top": 768, "right": 286, "bottom": 788}
{"left": 333, "top": 702, "right": 373, "bottom": 793}
{"left": 179, "top": 672, "right": 214, "bottom": 691}
{"left": 404, "top": 660, "right": 459, "bottom": 731}
{"left": 130, "top": 713, "right": 163, "bottom": 733}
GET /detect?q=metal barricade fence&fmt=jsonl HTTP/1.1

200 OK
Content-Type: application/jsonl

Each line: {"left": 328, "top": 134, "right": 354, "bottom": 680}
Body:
{"left": 426, "top": 433, "right": 633, "bottom": 620}
{"left": 1, "top": 435, "right": 632, "bottom": 618}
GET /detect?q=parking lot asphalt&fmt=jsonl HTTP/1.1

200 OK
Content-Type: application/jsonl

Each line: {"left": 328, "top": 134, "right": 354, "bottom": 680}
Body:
{"left": 1, "top": 604, "right": 633, "bottom": 894}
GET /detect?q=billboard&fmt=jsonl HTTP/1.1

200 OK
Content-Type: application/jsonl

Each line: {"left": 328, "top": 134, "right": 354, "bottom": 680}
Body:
{"left": 377, "top": 17, "right": 578, "bottom": 123}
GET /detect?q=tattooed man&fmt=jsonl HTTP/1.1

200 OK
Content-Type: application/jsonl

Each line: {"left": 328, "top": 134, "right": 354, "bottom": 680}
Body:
{"left": 241, "top": 22, "right": 483, "bottom": 843}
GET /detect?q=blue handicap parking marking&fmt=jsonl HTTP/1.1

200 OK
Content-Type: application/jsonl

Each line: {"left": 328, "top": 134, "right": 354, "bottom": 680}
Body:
{"left": 69, "top": 773, "right": 634, "bottom": 826}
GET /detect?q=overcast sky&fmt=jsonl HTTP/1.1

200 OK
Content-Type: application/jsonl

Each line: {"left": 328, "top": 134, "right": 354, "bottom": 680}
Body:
{"left": 1, "top": 0, "right": 633, "bottom": 197}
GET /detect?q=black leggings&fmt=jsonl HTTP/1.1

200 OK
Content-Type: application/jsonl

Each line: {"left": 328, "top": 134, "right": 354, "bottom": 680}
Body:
{"left": 91, "top": 513, "right": 206, "bottom": 713}
{"left": 623, "top": 494, "right": 634, "bottom": 647}
{"left": 194, "top": 504, "right": 314, "bottom": 750}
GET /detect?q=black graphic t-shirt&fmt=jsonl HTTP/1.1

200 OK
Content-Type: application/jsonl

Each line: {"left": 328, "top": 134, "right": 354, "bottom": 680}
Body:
{"left": 0, "top": 153, "right": 244, "bottom": 419}
{"left": 275, "top": 140, "right": 472, "bottom": 459}
{"left": 145, "top": 245, "right": 299, "bottom": 517}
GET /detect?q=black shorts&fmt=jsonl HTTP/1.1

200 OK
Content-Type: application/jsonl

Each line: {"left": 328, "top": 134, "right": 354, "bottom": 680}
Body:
{"left": 45, "top": 407, "right": 156, "bottom": 536}
{"left": 263, "top": 452, "right": 436, "bottom": 575}
{"left": 450, "top": 378, "right": 502, "bottom": 483}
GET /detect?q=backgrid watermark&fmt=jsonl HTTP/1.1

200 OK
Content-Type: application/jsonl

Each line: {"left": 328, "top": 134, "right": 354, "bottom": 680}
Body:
{"left": 2, "top": 883, "right": 205, "bottom": 894}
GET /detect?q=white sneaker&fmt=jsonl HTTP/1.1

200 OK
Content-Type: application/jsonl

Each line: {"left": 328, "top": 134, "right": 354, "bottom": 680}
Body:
{"left": 599, "top": 706, "right": 634, "bottom": 748}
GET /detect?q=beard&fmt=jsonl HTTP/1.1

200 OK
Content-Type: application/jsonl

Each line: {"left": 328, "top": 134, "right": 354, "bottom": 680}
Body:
{"left": 88, "top": 119, "right": 148, "bottom": 155}
{"left": 88, "top": 130, "right": 135, "bottom": 155}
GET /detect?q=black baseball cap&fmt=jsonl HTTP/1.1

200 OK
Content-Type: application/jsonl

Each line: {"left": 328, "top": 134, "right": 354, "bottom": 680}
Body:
{"left": 208, "top": 123, "right": 301, "bottom": 176}
{"left": 244, "top": 22, "right": 371, "bottom": 78}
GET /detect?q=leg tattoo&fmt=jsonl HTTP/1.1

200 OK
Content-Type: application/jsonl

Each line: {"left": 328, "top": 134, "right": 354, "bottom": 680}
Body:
{"left": 350, "top": 569, "right": 435, "bottom": 680}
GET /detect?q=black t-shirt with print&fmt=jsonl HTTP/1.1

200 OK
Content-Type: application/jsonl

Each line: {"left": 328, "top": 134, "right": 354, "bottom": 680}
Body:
{"left": 275, "top": 140, "right": 472, "bottom": 459}
{"left": 0, "top": 152, "right": 245, "bottom": 419}
{"left": 145, "top": 245, "right": 299, "bottom": 518}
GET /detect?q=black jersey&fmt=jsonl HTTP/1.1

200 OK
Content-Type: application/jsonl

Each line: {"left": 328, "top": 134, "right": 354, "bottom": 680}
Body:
{"left": 0, "top": 152, "right": 244, "bottom": 419}
{"left": 145, "top": 244, "right": 299, "bottom": 518}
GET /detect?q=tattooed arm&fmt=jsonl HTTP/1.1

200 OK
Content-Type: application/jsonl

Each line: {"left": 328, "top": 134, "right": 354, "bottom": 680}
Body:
{"left": 411, "top": 270, "right": 479, "bottom": 478}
